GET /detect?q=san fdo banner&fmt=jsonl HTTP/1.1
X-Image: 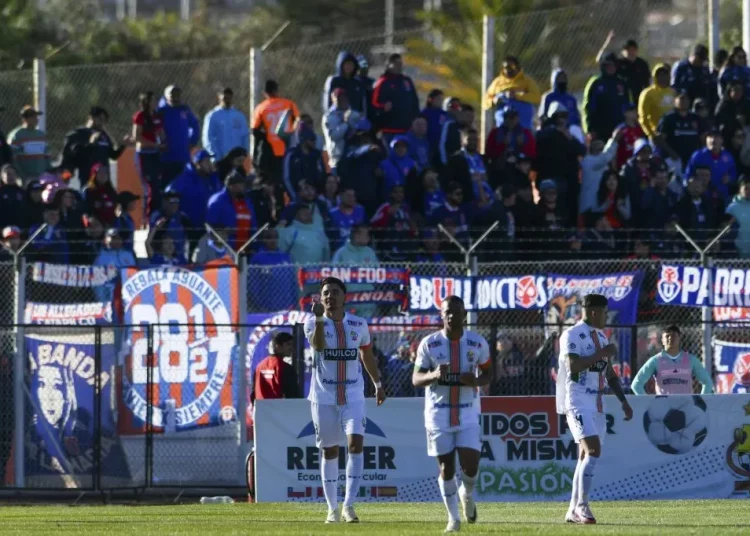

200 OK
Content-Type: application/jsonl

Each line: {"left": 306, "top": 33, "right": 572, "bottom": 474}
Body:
{"left": 657, "top": 264, "right": 750, "bottom": 307}
{"left": 298, "top": 266, "right": 409, "bottom": 310}
{"left": 254, "top": 395, "right": 750, "bottom": 502}
{"left": 25, "top": 330, "right": 130, "bottom": 487}
{"left": 118, "top": 266, "right": 240, "bottom": 433}
{"left": 713, "top": 340, "right": 750, "bottom": 394}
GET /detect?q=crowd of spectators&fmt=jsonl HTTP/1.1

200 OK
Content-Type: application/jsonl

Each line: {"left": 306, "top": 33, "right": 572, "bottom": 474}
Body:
{"left": 3, "top": 38, "right": 750, "bottom": 273}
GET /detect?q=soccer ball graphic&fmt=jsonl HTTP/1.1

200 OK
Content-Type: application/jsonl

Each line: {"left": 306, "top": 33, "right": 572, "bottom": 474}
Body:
{"left": 642, "top": 396, "right": 708, "bottom": 455}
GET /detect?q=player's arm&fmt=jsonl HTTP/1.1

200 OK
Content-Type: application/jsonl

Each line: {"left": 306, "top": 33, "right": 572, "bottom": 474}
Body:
{"left": 567, "top": 344, "right": 617, "bottom": 374}
{"left": 690, "top": 355, "right": 715, "bottom": 394}
{"left": 308, "top": 301, "right": 326, "bottom": 351}
{"left": 412, "top": 339, "right": 444, "bottom": 387}
{"left": 606, "top": 361, "right": 633, "bottom": 420}
{"left": 359, "top": 328, "right": 386, "bottom": 405}
{"left": 460, "top": 337, "right": 492, "bottom": 387}
{"left": 630, "top": 356, "right": 658, "bottom": 395}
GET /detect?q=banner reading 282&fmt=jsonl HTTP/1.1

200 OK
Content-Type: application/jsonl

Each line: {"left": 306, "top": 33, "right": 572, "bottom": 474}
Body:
{"left": 118, "top": 266, "right": 240, "bottom": 433}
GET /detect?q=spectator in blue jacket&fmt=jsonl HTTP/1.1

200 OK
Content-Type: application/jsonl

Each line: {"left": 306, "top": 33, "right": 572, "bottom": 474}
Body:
{"left": 93, "top": 228, "right": 136, "bottom": 302}
{"left": 421, "top": 89, "right": 447, "bottom": 158}
{"left": 583, "top": 53, "right": 630, "bottom": 140}
{"left": 165, "top": 149, "right": 222, "bottom": 229}
{"left": 158, "top": 85, "right": 200, "bottom": 184}
{"left": 206, "top": 171, "right": 258, "bottom": 250}
{"left": 539, "top": 69, "right": 581, "bottom": 127}
{"left": 685, "top": 129, "right": 738, "bottom": 202}
{"left": 29, "top": 204, "right": 69, "bottom": 264}
{"left": 283, "top": 126, "right": 326, "bottom": 200}
{"left": 671, "top": 44, "right": 714, "bottom": 107}
{"left": 329, "top": 186, "right": 366, "bottom": 249}
{"left": 149, "top": 191, "right": 192, "bottom": 258}
{"left": 202, "top": 88, "right": 249, "bottom": 162}
{"left": 371, "top": 53, "right": 420, "bottom": 142}
{"left": 381, "top": 135, "right": 418, "bottom": 200}
{"left": 406, "top": 115, "right": 431, "bottom": 172}
{"left": 718, "top": 46, "right": 750, "bottom": 100}
{"left": 323, "top": 51, "right": 367, "bottom": 115}
{"left": 248, "top": 227, "right": 298, "bottom": 311}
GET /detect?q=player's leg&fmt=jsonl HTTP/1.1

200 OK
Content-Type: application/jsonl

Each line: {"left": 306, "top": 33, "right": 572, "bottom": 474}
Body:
{"left": 312, "top": 403, "right": 342, "bottom": 523}
{"left": 341, "top": 400, "right": 366, "bottom": 523}
{"left": 565, "top": 411, "right": 586, "bottom": 522}
{"left": 574, "top": 415, "right": 603, "bottom": 524}
{"left": 429, "top": 429, "right": 461, "bottom": 532}
{"left": 456, "top": 426, "right": 482, "bottom": 524}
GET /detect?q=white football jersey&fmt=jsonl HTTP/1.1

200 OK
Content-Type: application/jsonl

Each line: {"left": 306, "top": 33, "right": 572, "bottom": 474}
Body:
{"left": 415, "top": 330, "right": 490, "bottom": 432}
{"left": 556, "top": 320, "right": 609, "bottom": 415}
{"left": 304, "top": 313, "right": 371, "bottom": 405}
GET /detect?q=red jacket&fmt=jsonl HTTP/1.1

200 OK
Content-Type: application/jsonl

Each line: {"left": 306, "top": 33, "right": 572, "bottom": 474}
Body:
{"left": 485, "top": 125, "right": 537, "bottom": 160}
{"left": 252, "top": 355, "right": 300, "bottom": 402}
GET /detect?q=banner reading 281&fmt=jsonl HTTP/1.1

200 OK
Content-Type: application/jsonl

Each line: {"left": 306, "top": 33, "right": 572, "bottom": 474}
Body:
{"left": 118, "top": 266, "right": 240, "bottom": 433}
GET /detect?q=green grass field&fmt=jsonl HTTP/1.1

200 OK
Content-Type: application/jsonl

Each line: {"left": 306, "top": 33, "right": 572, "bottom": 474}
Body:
{"left": 0, "top": 500, "right": 748, "bottom": 535}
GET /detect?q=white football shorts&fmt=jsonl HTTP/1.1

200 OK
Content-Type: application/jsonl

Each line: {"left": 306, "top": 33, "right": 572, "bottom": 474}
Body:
{"left": 426, "top": 426, "right": 482, "bottom": 457}
{"left": 311, "top": 400, "right": 366, "bottom": 448}
{"left": 566, "top": 409, "right": 606, "bottom": 444}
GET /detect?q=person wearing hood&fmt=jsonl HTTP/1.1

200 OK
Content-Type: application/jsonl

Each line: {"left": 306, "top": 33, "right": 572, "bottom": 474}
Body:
{"left": 380, "top": 135, "right": 418, "bottom": 200}
{"left": 718, "top": 46, "right": 750, "bottom": 100}
{"left": 371, "top": 53, "right": 420, "bottom": 140}
{"left": 726, "top": 176, "right": 750, "bottom": 257}
{"left": 277, "top": 203, "right": 330, "bottom": 264}
{"left": 323, "top": 88, "right": 361, "bottom": 173}
{"left": 283, "top": 125, "right": 326, "bottom": 200}
{"left": 685, "top": 129, "right": 737, "bottom": 202}
{"left": 323, "top": 51, "right": 367, "bottom": 115}
{"left": 157, "top": 85, "right": 200, "bottom": 185}
{"left": 539, "top": 69, "right": 581, "bottom": 128}
{"left": 671, "top": 44, "right": 714, "bottom": 108}
{"left": 206, "top": 170, "right": 258, "bottom": 251}
{"left": 638, "top": 64, "right": 676, "bottom": 141}
{"left": 583, "top": 53, "right": 630, "bottom": 140}
{"left": 619, "top": 138, "right": 653, "bottom": 215}
{"left": 484, "top": 55, "right": 541, "bottom": 130}
{"left": 165, "top": 149, "right": 222, "bottom": 229}
{"left": 202, "top": 88, "right": 249, "bottom": 163}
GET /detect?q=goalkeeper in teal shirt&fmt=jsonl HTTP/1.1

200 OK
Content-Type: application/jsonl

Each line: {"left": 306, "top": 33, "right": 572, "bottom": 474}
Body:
{"left": 632, "top": 325, "right": 714, "bottom": 395}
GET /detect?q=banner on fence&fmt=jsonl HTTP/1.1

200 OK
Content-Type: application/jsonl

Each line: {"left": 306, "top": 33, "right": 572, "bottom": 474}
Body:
{"left": 656, "top": 264, "right": 750, "bottom": 307}
{"left": 25, "top": 329, "right": 130, "bottom": 487}
{"left": 24, "top": 302, "right": 113, "bottom": 325}
{"left": 298, "top": 266, "right": 410, "bottom": 310}
{"left": 31, "top": 263, "right": 118, "bottom": 287}
{"left": 255, "top": 395, "right": 750, "bottom": 502}
{"left": 118, "top": 265, "right": 240, "bottom": 432}
{"left": 713, "top": 340, "right": 750, "bottom": 394}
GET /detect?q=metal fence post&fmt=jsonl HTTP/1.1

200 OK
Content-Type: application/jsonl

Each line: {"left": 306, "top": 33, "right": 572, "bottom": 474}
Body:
{"left": 249, "top": 47, "right": 263, "bottom": 148}
{"left": 13, "top": 257, "right": 26, "bottom": 487}
{"left": 480, "top": 15, "right": 495, "bottom": 153}
{"left": 703, "top": 255, "right": 714, "bottom": 379}
{"left": 94, "top": 325, "right": 102, "bottom": 492}
{"left": 33, "top": 58, "right": 46, "bottom": 132}
{"left": 238, "top": 256, "right": 249, "bottom": 444}
{"left": 467, "top": 254, "right": 478, "bottom": 327}
{"left": 292, "top": 323, "right": 305, "bottom": 396}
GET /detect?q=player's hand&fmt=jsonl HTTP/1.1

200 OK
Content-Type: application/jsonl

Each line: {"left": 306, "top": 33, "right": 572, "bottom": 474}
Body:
{"left": 601, "top": 343, "right": 618, "bottom": 359}
{"left": 376, "top": 386, "right": 386, "bottom": 406}
{"left": 622, "top": 400, "right": 633, "bottom": 421}
{"left": 459, "top": 373, "right": 476, "bottom": 387}
{"left": 434, "top": 364, "right": 449, "bottom": 382}
{"left": 311, "top": 300, "right": 324, "bottom": 317}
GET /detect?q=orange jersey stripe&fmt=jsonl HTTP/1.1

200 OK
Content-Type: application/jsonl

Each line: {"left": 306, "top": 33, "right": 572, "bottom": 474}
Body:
{"left": 334, "top": 321, "right": 347, "bottom": 405}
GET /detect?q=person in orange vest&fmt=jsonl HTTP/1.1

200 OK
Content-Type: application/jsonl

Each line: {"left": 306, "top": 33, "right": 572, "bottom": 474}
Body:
{"left": 631, "top": 325, "right": 714, "bottom": 394}
{"left": 251, "top": 331, "right": 301, "bottom": 403}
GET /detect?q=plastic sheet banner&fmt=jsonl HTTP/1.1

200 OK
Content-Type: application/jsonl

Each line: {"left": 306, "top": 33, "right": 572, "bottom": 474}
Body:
{"left": 117, "top": 265, "right": 240, "bottom": 433}
{"left": 254, "top": 395, "right": 750, "bottom": 502}
{"left": 713, "top": 340, "right": 750, "bottom": 394}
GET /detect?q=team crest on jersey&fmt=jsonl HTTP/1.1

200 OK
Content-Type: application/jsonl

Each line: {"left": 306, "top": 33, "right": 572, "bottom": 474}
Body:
{"left": 350, "top": 330, "right": 359, "bottom": 342}
{"left": 467, "top": 351, "right": 475, "bottom": 362}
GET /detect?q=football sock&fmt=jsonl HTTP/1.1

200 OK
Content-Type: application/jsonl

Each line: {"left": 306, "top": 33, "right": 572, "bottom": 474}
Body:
{"left": 461, "top": 471, "right": 477, "bottom": 496}
{"left": 438, "top": 476, "right": 461, "bottom": 522}
{"left": 578, "top": 455, "right": 599, "bottom": 507}
{"left": 343, "top": 452, "right": 363, "bottom": 507}
{"left": 569, "top": 459, "right": 582, "bottom": 513}
{"left": 321, "top": 457, "right": 339, "bottom": 512}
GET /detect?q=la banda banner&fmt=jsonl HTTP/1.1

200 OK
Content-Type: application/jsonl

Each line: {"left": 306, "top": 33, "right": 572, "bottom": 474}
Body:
{"left": 657, "top": 264, "right": 750, "bottom": 308}
{"left": 254, "top": 395, "right": 750, "bottom": 502}
{"left": 408, "top": 271, "right": 643, "bottom": 315}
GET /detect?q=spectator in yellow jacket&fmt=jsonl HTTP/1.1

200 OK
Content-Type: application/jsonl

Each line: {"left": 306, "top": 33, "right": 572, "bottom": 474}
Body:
{"left": 638, "top": 63, "right": 675, "bottom": 140}
{"left": 484, "top": 55, "right": 541, "bottom": 130}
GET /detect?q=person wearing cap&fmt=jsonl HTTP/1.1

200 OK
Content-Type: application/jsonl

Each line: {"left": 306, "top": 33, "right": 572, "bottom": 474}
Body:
{"left": 485, "top": 104, "right": 537, "bottom": 177}
{"left": 165, "top": 149, "right": 222, "bottom": 229}
{"left": 371, "top": 53, "right": 420, "bottom": 141}
{"left": 202, "top": 88, "right": 249, "bottom": 163}
{"left": 685, "top": 128, "right": 737, "bottom": 201}
{"left": 0, "top": 226, "right": 22, "bottom": 257}
{"left": 380, "top": 135, "right": 418, "bottom": 201}
{"left": 656, "top": 92, "right": 704, "bottom": 176}
{"left": 534, "top": 179, "right": 567, "bottom": 232}
{"left": 583, "top": 53, "right": 630, "bottom": 141}
{"left": 356, "top": 54, "right": 376, "bottom": 116}
{"left": 283, "top": 125, "right": 326, "bottom": 200}
{"left": 157, "top": 85, "right": 201, "bottom": 185}
{"left": 715, "top": 81, "right": 750, "bottom": 144}
{"left": 323, "top": 51, "right": 367, "bottom": 115}
{"left": 206, "top": 169, "right": 258, "bottom": 251}
{"left": 93, "top": 228, "right": 137, "bottom": 301}
{"left": 149, "top": 191, "right": 192, "bottom": 258}
{"left": 0, "top": 164, "right": 27, "bottom": 230}
{"left": 539, "top": 69, "right": 581, "bottom": 129}
{"left": 29, "top": 203, "right": 69, "bottom": 264}
{"left": 112, "top": 191, "right": 140, "bottom": 254}
{"left": 484, "top": 55, "right": 541, "bottom": 130}
{"left": 61, "top": 106, "right": 131, "bottom": 183}
{"left": 638, "top": 64, "right": 676, "bottom": 142}
{"left": 8, "top": 105, "right": 49, "bottom": 182}
{"left": 718, "top": 46, "right": 750, "bottom": 100}
{"left": 323, "top": 87, "right": 361, "bottom": 173}
{"left": 641, "top": 157, "right": 679, "bottom": 229}
{"left": 671, "top": 44, "right": 714, "bottom": 107}
{"left": 631, "top": 325, "right": 713, "bottom": 395}
{"left": 726, "top": 176, "right": 750, "bottom": 257}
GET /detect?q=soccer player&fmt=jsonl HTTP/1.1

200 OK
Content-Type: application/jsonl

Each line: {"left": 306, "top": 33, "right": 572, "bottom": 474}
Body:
{"left": 413, "top": 295, "right": 491, "bottom": 533}
{"left": 555, "top": 293, "right": 633, "bottom": 524}
{"left": 304, "top": 276, "right": 386, "bottom": 524}
{"left": 631, "top": 325, "right": 714, "bottom": 395}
